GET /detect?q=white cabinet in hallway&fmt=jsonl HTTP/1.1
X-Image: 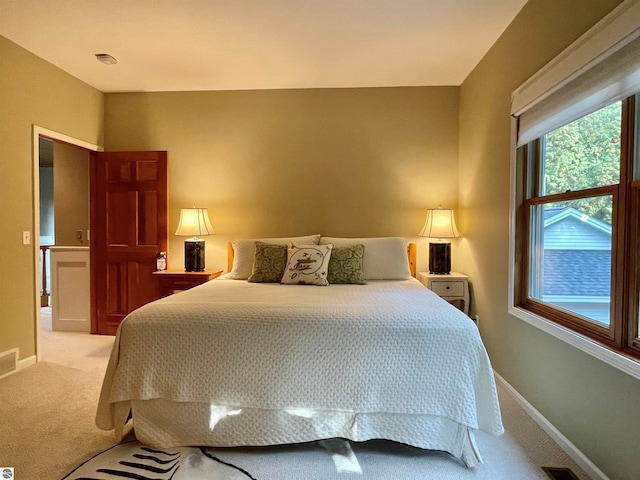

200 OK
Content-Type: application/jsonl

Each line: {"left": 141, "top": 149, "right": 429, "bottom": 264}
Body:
{"left": 49, "top": 246, "right": 90, "bottom": 332}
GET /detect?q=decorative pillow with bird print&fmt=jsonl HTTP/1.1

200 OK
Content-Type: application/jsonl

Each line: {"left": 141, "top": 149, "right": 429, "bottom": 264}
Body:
{"left": 280, "top": 243, "right": 333, "bottom": 286}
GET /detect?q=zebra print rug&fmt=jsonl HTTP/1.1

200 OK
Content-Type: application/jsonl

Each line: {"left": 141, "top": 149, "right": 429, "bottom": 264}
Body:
{"left": 62, "top": 438, "right": 380, "bottom": 480}
{"left": 60, "top": 437, "right": 582, "bottom": 480}
{"left": 62, "top": 441, "right": 260, "bottom": 480}
{"left": 61, "top": 438, "right": 461, "bottom": 480}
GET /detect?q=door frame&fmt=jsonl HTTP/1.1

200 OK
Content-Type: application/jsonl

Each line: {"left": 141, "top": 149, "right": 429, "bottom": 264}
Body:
{"left": 31, "top": 125, "right": 102, "bottom": 361}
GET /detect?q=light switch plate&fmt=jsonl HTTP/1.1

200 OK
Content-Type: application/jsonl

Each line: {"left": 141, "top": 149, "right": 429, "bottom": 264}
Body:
{"left": 22, "top": 231, "right": 31, "bottom": 245}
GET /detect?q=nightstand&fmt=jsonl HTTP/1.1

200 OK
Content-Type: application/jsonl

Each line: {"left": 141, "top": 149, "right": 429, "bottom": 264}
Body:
{"left": 153, "top": 270, "right": 223, "bottom": 298}
{"left": 417, "top": 272, "right": 470, "bottom": 315}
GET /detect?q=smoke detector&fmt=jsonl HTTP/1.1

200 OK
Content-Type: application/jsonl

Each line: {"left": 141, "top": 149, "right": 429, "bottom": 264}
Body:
{"left": 95, "top": 53, "right": 117, "bottom": 65}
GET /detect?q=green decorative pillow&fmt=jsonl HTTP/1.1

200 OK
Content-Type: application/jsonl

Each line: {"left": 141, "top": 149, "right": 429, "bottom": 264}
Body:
{"left": 248, "top": 242, "right": 287, "bottom": 283}
{"left": 327, "top": 244, "right": 367, "bottom": 284}
{"left": 280, "top": 243, "right": 333, "bottom": 286}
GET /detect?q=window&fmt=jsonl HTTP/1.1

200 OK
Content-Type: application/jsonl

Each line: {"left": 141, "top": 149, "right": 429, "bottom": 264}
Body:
{"left": 509, "top": 1, "right": 640, "bottom": 369}
{"left": 515, "top": 97, "right": 640, "bottom": 357}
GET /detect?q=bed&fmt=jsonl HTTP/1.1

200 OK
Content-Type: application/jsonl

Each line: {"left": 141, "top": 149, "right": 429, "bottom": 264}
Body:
{"left": 95, "top": 236, "right": 503, "bottom": 467}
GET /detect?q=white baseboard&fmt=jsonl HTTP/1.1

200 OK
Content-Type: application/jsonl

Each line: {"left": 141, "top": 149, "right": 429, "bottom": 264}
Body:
{"left": 18, "top": 355, "right": 37, "bottom": 370}
{"left": 494, "top": 371, "right": 609, "bottom": 480}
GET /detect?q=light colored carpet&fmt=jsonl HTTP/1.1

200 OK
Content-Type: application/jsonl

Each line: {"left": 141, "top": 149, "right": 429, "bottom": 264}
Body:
{"left": 0, "top": 312, "right": 118, "bottom": 480}
{"left": 0, "top": 309, "right": 591, "bottom": 480}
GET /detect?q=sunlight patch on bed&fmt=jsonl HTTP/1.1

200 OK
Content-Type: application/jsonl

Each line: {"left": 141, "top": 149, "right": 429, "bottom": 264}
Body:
{"left": 284, "top": 407, "right": 359, "bottom": 440}
{"left": 284, "top": 407, "right": 319, "bottom": 418}
{"left": 209, "top": 405, "right": 242, "bottom": 431}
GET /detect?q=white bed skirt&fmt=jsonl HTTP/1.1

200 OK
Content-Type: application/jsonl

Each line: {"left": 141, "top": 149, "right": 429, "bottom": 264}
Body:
{"left": 124, "top": 399, "right": 483, "bottom": 467}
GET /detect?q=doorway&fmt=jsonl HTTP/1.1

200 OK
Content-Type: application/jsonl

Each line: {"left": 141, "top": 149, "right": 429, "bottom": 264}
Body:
{"left": 32, "top": 126, "right": 101, "bottom": 361}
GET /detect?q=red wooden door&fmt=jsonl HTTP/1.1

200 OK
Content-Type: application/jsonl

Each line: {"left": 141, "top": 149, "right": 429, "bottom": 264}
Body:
{"left": 90, "top": 151, "right": 168, "bottom": 335}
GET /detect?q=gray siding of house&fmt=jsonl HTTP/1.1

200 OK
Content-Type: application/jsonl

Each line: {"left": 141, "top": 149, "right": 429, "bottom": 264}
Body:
{"left": 544, "top": 216, "right": 611, "bottom": 250}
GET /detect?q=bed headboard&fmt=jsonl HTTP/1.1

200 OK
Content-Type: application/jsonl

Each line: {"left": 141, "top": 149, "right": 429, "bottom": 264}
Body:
{"left": 227, "top": 242, "right": 417, "bottom": 278}
{"left": 407, "top": 242, "right": 417, "bottom": 277}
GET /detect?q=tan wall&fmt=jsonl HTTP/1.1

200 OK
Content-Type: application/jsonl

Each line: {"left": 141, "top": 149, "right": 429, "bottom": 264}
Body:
{"left": 53, "top": 142, "right": 90, "bottom": 246}
{"left": 0, "top": 35, "right": 103, "bottom": 360}
{"left": 458, "top": 1, "right": 640, "bottom": 479}
{"left": 104, "top": 87, "right": 460, "bottom": 273}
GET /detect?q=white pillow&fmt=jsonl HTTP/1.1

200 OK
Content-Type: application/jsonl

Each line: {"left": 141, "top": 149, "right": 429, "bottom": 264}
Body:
{"left": 229, "top": 234, "right": 321, "bottom": 279}
{"left": 281, "top": 243, "right": 333, "bottom": 286}
{"left": 319, "top": 237, "right": 410, "bottom": 280}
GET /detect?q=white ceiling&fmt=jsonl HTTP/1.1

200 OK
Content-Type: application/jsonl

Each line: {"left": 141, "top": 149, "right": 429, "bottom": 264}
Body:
{"left": 0, "top": 0, "right": 527, "bottom": 93}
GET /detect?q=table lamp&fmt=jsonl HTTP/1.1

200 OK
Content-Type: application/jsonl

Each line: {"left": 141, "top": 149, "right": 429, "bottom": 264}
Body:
{"left": 419, "top": 206, "right": 461, "bottom": 275}
{"left": 175, "top": 207, "right": 215, "bottom": 272}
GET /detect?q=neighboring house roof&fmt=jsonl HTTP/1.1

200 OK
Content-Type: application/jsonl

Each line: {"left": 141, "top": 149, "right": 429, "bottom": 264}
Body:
{"left": 542, "top": 206, "right": 611, "bottom": 297}
{"left": 543, "top": 250, "right": 611, "bottom": 296}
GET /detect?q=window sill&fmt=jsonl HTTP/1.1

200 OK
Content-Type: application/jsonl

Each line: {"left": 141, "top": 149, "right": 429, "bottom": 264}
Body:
{"left": 509, "top": 305, "right": 640, "bottom": 381}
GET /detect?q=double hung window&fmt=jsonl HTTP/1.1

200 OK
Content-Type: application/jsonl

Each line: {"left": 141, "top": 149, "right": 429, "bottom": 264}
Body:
{"left": 511, "top": 1, "right": 640, "bottom": 361}
{"left": 516, "top": 98, "right": 639, "bottom": 355}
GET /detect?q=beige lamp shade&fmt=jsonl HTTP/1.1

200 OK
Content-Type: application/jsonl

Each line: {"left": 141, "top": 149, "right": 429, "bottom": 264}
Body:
{"left": 418, "top": 208, "right": 461, "bottom": 239}
{"left": 419, "top": 207, "right": 460, "bottom": 275}
{"left": 175, "top": 208, "right": 215, "bottom": 238}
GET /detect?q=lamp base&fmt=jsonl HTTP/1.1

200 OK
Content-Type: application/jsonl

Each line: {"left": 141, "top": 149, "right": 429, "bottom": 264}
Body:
{"left": 184, "top": 239, "right": 205, "bottom": 272}
{"left": 429, "top": 242, "right": 451, "bottom": 275}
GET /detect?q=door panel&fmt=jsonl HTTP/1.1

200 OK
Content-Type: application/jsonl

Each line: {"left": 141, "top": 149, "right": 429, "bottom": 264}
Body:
{"left": 91, "top": 151, "right": 168, "bottom": 335}
{"left": 106, "top": 191, "right": 130, "bottom": 245}
{"left": 138, "top": 191, "right": 159, "bottom": 245}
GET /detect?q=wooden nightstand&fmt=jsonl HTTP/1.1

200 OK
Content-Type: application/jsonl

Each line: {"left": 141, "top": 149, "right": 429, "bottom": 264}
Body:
{"left": 153, "top": 270, "right": 223, "bottom": 298}
{"left": 417, "top": 272, "right": 470, "bottom": 315}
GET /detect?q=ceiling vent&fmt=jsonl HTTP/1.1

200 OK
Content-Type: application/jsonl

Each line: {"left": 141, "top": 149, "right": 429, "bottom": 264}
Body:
{"left": 95, "top": 53, "right": 117, "bottom": 65}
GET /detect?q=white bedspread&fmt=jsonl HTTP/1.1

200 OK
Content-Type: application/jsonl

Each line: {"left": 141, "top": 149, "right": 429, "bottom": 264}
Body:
{"left": 96, "top": 277, "right": 503, "bottom": 459}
